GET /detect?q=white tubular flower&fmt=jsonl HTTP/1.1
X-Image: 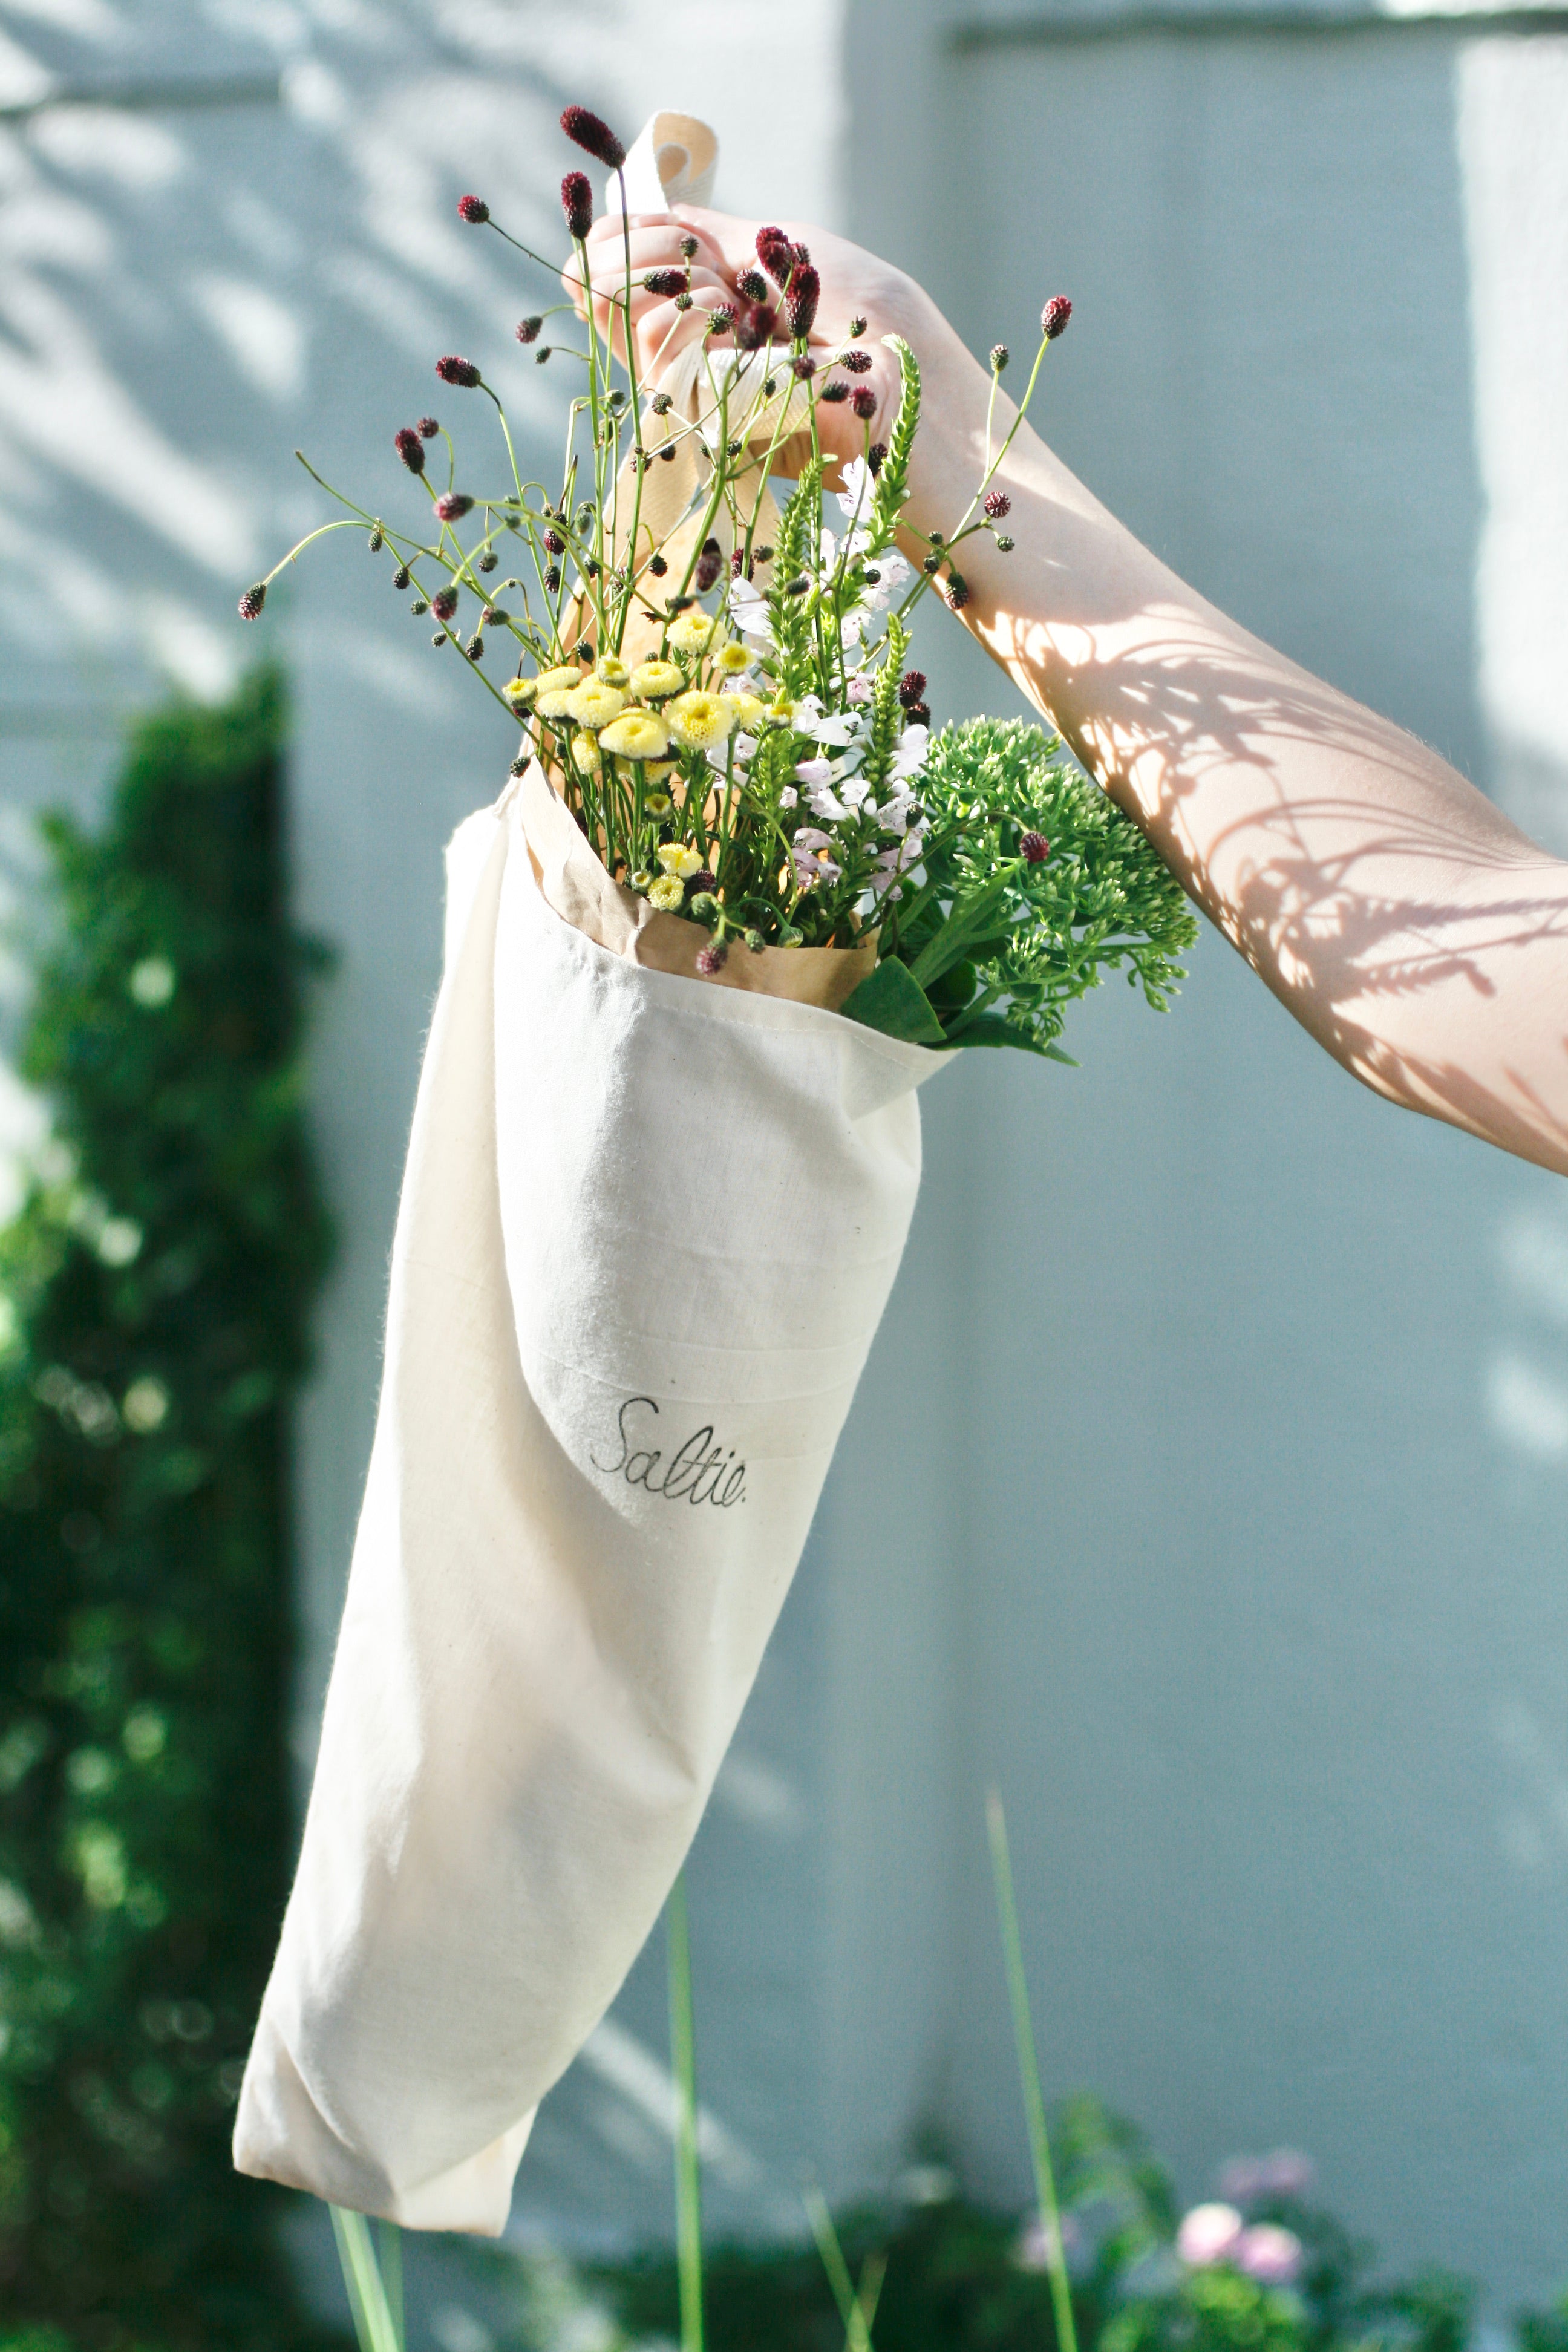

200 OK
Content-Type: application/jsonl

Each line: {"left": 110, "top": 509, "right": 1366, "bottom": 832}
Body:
{"left": 888, "top": 722, "right": 930, "bottom": 782}
{"left": 728, "top": 576, "right": 773, "bottom": 639}
{"left": 599, "top": 710, "right": 670, "bottom": 760}
{"left": 835, "top": 455, "right": 873, "bottom": 523}
{"left": 793, "top": 756, "right": 835, "bottom": 788}
{"left": 656, "top": 843, "right": 703, "bottom": 879}
{"left": 667, "top": 690, "right": 734, "bottom": 750}
{"left": 807, "top": 785, "right": 850, "bottom": 823}
{"left": 647, "top": 874, "right": 686, "bottom": 910}
{"left": 566, "top": 679, "right": 627, "bottom": 727}
{"left": 861, "top": 550, "right": 912, "bottom": 610}
{"left": 838, "top": 773, "right": 872, "bottom": 810}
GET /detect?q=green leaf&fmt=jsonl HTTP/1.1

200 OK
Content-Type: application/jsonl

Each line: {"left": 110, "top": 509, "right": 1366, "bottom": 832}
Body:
{"left": 949, "top": 1013, "right": 1079, "bottom": 1061}
{"left": 841, "top": 956, "right": 947, "bottom": 1045}
{"left": 910, "top": 875, "right": 1012, "bottom": 990}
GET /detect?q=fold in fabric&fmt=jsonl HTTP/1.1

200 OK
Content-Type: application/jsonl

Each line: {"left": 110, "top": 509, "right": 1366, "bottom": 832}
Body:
{"left": 234, "top": 782, "right": 942, "bottom": 2231}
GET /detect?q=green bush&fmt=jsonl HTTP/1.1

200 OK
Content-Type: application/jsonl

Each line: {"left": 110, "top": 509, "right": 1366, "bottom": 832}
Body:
{"left": 0, "top": 670, "right": 339, "bottom": 2349}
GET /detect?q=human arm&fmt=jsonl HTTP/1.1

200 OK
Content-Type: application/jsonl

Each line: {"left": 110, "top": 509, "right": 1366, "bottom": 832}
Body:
{"left": 577, "top": 209, "right": 1568, "bottom": 1175}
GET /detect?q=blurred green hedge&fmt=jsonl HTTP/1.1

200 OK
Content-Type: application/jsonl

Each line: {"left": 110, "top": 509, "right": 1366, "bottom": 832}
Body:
{"left": 0, "top": 670, "right": 340, "bottom": 2350}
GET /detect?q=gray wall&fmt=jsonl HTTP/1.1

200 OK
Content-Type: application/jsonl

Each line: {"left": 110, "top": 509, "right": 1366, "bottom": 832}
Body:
{"left": 4, "top": 0, "right": 1568, "bottom": 2313}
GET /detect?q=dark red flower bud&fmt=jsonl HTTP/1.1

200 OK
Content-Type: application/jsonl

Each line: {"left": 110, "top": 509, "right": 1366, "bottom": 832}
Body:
{"left": 755, "top": 225, "right": 791, "bottom": 281}
{"left": 515, "top": 316, "right": 543, "bottom": 345}
{"left": 465, "top": 633, "right": 485, "bottom": 660}
{"left": 680, "top": 235, "right": 699, "bottom": 259}
{"left": 851, "top": 387, "right": 877, "bottom": 420}
{"left": 788, "top": 264, "right": 820, "bottom": 342}
{"left": 643, "top": 269, "right": 686, "bottom": 297}
{"left": 544, "top": 529, "right": 564, "bottom": 555}
{"left": 707, "top": 305, "right": 736, "bottom": 336}
{"left": 560, "top": 105, "right": 626, "bottom": 171}
{"left": 1021, "top": 831, "right": 1050, "bottom": 863}
{"left": 394, "top": 426, "right": 425, "bottom": 472}
{"left": 691, "top": 870, "right": 717, "bottom": 893}
{"left": 984, "top": 491, "right": 1011, "bottom": 520}
{"left": 696, "top": 942, "right": 727, "bottom": 976}
{"left": 238, "top": 582, "right": 267, "bottom": 619}
{"left": 907, "top": 702, "right": 931, "bottom": 728}
{"left": 841, "top": 348, "right": 873, "bottom": 375}
{"left": 734, "top": 302, "right": 779, "bottom": 351}
{"left": 1042, "top": 295, "right": 1072, "bottom": 340}
{"left": 417, "top": 416, "right": 440, "bottom": 439}
{"left": 695, "top": 538, "right": 722, "bottom": 591}
{"left": 946, "top": 573, "right": 970, "bottom": 610}
{"left": 432, "top": 587, "right": 459, "bottom": 620}
{"left": 990, "top": 344, "right": 1010, "bottom": 373}
{"left": 434, "top": 492, "right": 474, "bottom": 521}
{"left": 647, "top": 552, "right": 668, "bottom": 576}
{"left": 737, "top": 268, "right": 768, "bottom": 304}
{"left": 791, "top": 353, "right": 817, "bottom": 380}
{"left": 898, "top": 668, "right": 927, "bottom": 709}
{"left": 544, "top": 566, "right": 561, "bottom": 592}
{"left": 394, "top": 564, "right": 411, "bottom": 589}
{"left": 561, "top": 171, "right": 593, "bottom": 241}
{"left": 820, "top": 379, "right": 848, "bottom": 403}
{"left": 730, "top": 548, "right": 748, "bottom": 577}
{"left": 457, "top": 194, "right": 489, "bottom": 224}
{"left": 867, "top": 441, "right": 888, "bottom": 475}
{"left": 436, "top": 354, "right": 482, "bottom": 387}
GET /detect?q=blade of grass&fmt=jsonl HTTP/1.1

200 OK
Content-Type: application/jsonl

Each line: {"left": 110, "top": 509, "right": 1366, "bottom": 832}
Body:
{"left": 667, "top": 1875, "right": 704, "bottom": 2352}
{"left": 986, "top": 1788, "right": 1079, "bottom": 2352}
{"left": 377, "top": 2218, "right": 404, "bottom": 2350}
{"left": 330, "top": 2206, "right": 402, "bottom": 2352}
{"left": 803, "top": 2186, "right": 883, "bottom": 2352}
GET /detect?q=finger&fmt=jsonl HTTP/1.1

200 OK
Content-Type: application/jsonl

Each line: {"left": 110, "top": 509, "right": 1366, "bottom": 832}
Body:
{"left": 584, "top": 213, "right": 729, "bottom": 275}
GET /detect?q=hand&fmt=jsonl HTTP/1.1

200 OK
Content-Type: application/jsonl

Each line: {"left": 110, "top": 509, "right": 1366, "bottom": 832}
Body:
{"left": 569, "top": 204, "right": 974, "bottom": 472}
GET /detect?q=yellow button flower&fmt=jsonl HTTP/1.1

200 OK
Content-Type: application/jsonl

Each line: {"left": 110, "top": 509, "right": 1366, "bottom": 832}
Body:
{"left": 570, "top": 731, "right": 601, "bottom": 770}
{"left": 667, "top": 690, "right": 734, "bottom": 750}
{"left": 647, "top": 874, "right": 687, "bottom": 910}
{"left": 716, "top": 640, "right": 752, "bottom": 675}
{"left": 535, "top": 664, "right": 584, "bottom": 718}
{"left": 720, "top": 690, "right": 765, "bottom": 728}
{"left": 667, "top": 609, "right": 721, "bottom": 656}
{"left": 596, "top": 655, "right": 630, "bottom": 687}
{"left": 629, "top": 659, "right": 685, "bottom": 700}
{"left": 502, "top": 676, "right": 537, "bottom": 705}
{"left": 656, "top": 842, "right": 704, "bottom": 879}
{"left": 566, "top": 679, "right": 627, "bottom": 727}
{"left": 644, "top": 789, "right": 673, "bottom": 817}
{"left": 598, "top": 709, "right": 670, "bottom": 760}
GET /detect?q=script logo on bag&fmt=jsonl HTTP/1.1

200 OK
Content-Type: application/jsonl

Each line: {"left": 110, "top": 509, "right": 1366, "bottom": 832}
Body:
{"left": 593, "top": 1395, "right": 747, "bottom": 1508}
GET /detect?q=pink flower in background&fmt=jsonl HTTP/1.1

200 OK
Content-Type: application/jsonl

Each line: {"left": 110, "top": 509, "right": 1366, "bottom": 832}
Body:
{"left": 1014, "top": 2213, "right": 1084, "bottom": 2272}
{"left": 1176, "top": 2204, "right": 1244, "bottom": 2267}
{"left": 1219, "top": 2149, "right": 1316, "bottom": 2205}
{"left": 1233, "top": 2224, "right": 1304, "bottom": 2286}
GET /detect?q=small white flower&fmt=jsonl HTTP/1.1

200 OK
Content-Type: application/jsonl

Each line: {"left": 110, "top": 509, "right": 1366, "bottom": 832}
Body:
{"left": 840, "top": 610, "right": 865, "bottom": 646}
{"left": 846, "top": 673, "right": 874, "bottom": 705}
{"left": 836, "top": 456, "right": 873, "bottom": 523}
{"left": 794, "top": 756, "right": 835, "bottom": 788}
{"left": 808, "top": 785, "right": 850, "bottom": 823}
{"left": 861, "top": 550, "right": 912, "bottom": 609}
{"left": 779, "top": 786, "right": 799, "bottom": 809}
{"left": 728, "top": 576, "right": 773, "bottom": 639}
{"left": 838, "top": 773, "right": 872, "bottom": 811}
{"left": 819, "top": 526, "right": 837, "bottom": 569}
{"left": 808, "top": 711, "right": 858, "bottom": 748}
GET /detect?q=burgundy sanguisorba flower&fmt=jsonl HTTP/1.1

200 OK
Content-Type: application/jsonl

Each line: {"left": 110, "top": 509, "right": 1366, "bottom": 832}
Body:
{"left": 434, "top": 492, "right": 474, "bottom": 521}
{"left": 394, "top": 426, "right": 425, "bottom": 473}
{"left": 642, "top": 269, "right": 686, "bottom": 297}
{"left": 788, "top": 264, "right": 820, "bottom": 342}
{"left": 851, "top": 387, "right": 877, "bottom": 420}
{"left": 1021, "top": 831, "right": 1050, "bottom": 863}
{"left": 696, "top": 942, "right": 727, "bottom": 976}
{"left": 694, "top": 538, "right": 723, "bottom": 591}
{"left": 436, "top": 354, "right": 482, "bottom": 388}
{"left": 457, "top": 194, "right": 489, "bottom": 224}
{"left": 898, "top": 668, "right": 927, "bottom": 709}
{"left": 238, "top": 583, "right": 267, "bottom": 619}
{"left": 515, "top": 316, "right": 543, "bottom": 345}
{"left": 561, "top": 171, "right": 593, "bottom": 241}
{"left": 417, "top": 416, "right": 440, "bottom": 439}
{"left": 755, "top": 224, "right": 792, "bottom": 285}
{"left": 432, "top": 587, "right": 459, "bottom": 621}
{"left": 734, "top": 303, "right": 779, "bottom": 351}
{"left": 560, "top": 105, "right": 626, "bottom": 170}
{"left": 984, "top": 490, "right": 1011, "bottom": 520}
{"left": 945, "top": 572, "right": 970, "bottom": 609}
{"left": 1042, "top": 295, "right": 1072, "bottom": 339}
{"left": 841, "top": 348, "right": 873, "bottom": 374}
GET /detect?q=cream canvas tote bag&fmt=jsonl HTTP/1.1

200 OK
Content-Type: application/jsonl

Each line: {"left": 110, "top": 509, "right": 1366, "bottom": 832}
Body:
{"left": 234, "top": 772, "right": 942, "bottom": 2231}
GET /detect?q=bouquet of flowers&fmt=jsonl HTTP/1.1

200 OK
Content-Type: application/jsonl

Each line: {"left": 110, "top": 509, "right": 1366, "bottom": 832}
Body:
{"left": 241, "top": 109, "right": 1192, "bottom": 1051}
{"left": 231, "top": 109, "right": 1196, "bottom": 2238}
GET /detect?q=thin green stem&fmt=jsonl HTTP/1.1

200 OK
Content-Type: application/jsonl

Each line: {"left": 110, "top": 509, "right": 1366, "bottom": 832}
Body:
{"left": 803, "top": 2186, "right": 883, "bottom": 2352}
{"left": 985, "top": 1789, "right": 1078, "bottom": 2352}
{"left": 667, "top": 1877, "right": 704, "bottom": 2352}
{"left": 330, "top": 2208, "right": 402, "bottom": 2352}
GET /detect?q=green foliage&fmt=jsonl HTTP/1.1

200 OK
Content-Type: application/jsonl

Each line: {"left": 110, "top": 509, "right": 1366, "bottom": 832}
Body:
{"left": 0, "top": 670, "right": 339, "bottom": 2350}
{"left": 849, "top": 718, "right": 1198, "bottom": 1056}
{"left": 867, "top": 338, "right": 920, "bottom": 554}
